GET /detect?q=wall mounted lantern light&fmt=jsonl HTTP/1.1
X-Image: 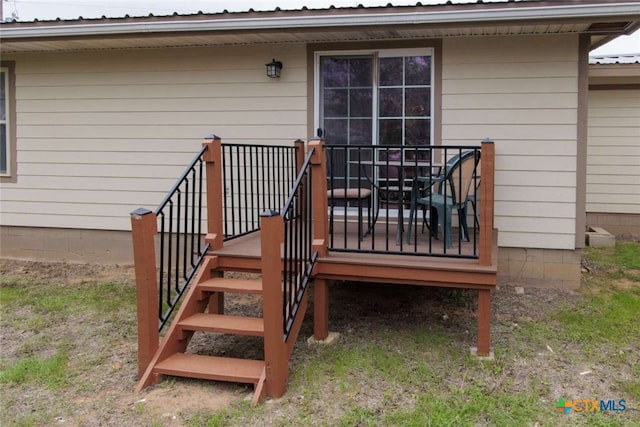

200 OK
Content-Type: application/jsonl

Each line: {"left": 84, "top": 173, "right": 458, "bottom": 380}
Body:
{"left": 266, "top": 59, "right": 283, "bottom": 78}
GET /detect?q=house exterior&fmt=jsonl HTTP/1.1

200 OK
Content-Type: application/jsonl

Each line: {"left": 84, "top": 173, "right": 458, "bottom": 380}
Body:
{"left": 587, "top": 53, "right": 640, "bottom": 239}
{"left": 1, "top": 0, "right": 639, "bottom": 289}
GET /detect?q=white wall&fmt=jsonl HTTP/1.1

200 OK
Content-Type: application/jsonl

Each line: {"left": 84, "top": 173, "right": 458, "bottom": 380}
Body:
{"left": 442, "top": 34, "right": 579, "bottom": 250}
{"left": 0, "top": 45, "right": 308, "bottom": 231}
{"left": 2, "top": 35, "right": 588, "bottom": 252}
{"left": 587, "top": 89, "right": 640, "bottom": 214}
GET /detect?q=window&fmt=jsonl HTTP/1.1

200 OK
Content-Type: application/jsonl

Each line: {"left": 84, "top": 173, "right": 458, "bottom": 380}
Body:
{"left": 0, "top": 61, "right": 15, "bottom": 180}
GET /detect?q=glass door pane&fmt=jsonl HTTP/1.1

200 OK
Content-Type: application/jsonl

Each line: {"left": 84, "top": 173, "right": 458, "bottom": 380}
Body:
{"left": 378, "top": 55, "right": 432, "bottom": 161}
{"left": 377, "top": 54, "right": 432, "bottom": 211}
{"left": 320, "top": 56, "right": 373, "bottom": 189}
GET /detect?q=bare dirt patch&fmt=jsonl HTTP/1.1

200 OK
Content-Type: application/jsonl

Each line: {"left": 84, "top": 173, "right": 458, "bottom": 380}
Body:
{"left": 2, "top": 257, "right": 638, "bottom": 426}
{"left": 0, "top": 259, "right": 244, "bottom": 427}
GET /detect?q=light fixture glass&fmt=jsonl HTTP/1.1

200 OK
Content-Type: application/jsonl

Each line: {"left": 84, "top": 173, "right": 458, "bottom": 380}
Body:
{"left": 266, "top": 59, "right": 283, "bottom": 78}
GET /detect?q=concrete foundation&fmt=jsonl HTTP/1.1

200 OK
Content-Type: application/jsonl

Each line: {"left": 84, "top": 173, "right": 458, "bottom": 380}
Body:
{"left": 497, "top": 246, "right": 582, "bottom": 290}
{"left": 2, "top": 225, "right": 585, "bottom": 289}
{"left": 586, "top": 212, "right": 640, "bottom": 240}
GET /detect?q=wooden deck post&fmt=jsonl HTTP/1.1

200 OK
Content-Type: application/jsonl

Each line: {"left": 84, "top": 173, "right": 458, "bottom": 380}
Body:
{"left": 294, "top": 139, "right": 307, "bottom": 219}
{"left": 130, "top": 208, "right": 160, "bottom": 380}
{"left": 294, "top": 139, "right": 306, "bottom": 173}
{"left": 309, "top": 138, "right": 328, "bottom": 258}
{"left": 479, "top": 139, "right": 495, "bottom": 266}
{"left": 477, "top": 289, "right": 491, "bottom": 357}
{"left": 313, "top": 279, "right": 329, "bottom": 340}
{"left": 477, "top": 139, "right": 495, "bottom": 357}
{"left": 260, "top": 210, "right": 288, "bottom": 398}
{"left": 203, "top": 135, "right": 224, "bottom": 251}
{"left": 309, "top": 139, "right": 330, "bottom": 340}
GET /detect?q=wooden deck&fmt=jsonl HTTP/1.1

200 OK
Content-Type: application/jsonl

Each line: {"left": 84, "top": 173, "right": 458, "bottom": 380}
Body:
{"left": 131, "top": 137, "right": 497, "bottom": 401}
{"left": 210, "top": 222, "right": 497, "bottom": 290}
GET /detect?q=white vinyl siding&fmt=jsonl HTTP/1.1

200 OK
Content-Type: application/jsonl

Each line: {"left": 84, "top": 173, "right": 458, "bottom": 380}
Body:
{"left": 587, "top": 89, "right": 640, "bottom": 214}
{"left": 0, "top": 45, "right": 307, "bottom": 231}
{"left": 442, "top": 34, "right": 579, "bottom": 250}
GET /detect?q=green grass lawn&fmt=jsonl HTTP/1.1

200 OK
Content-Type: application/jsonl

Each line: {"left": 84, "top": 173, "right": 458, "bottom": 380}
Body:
{"left": 1, "top": 242, "right": 639, "bottom": 426}
{"left": 185, "top": 242, "right": 640, "bottom": 427}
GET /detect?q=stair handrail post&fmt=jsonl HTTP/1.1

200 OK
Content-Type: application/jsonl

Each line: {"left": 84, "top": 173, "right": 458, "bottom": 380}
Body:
{"left": 309, "top": 138, "right": 328, "bottom": 257}
{"left": 130, "top": 207, "right": 160, "bottom": 380}
{"left": 203, "top": 135, "right": 224, "bottom": 250}
{"left": 479, "top": 138, "right": 495, "bottom": 266}
{"left": 260, "top": 209, "right": 287, "bottom": 398}
{"left": 294, "top": 139, "right": 307, "bottom": 219}
{"left": 294, "top": 139, "right": 306, "bottom": 174}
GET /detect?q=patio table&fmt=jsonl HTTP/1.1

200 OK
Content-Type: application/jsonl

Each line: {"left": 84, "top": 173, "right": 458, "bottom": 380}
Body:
{"left": 348, "top": 159, "right": 442, "bottom": 245}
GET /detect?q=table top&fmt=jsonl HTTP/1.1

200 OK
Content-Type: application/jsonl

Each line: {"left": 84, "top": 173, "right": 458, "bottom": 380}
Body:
{"left": 348, "top": 159, "right": 442, "bottom": 168}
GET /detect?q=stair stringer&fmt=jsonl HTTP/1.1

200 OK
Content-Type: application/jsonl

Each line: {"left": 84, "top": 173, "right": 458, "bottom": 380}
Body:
{"left": 285, "top": 288, "right": 309, "bottom": 360}
{"left": 135, "top": 255, "right": 218, "bottom": 392}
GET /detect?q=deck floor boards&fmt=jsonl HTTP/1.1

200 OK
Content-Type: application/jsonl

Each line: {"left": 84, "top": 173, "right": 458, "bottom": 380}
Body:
{"left": 211, "top": 218, "right": 496, "bottom": 289}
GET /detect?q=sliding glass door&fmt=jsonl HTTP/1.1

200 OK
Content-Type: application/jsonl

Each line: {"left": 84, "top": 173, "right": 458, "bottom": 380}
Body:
{"left": 318, "top": 49, "right": 433, "bottom": 189}
{"left": 318, "top": 50, "right": 433, "bottom": 145}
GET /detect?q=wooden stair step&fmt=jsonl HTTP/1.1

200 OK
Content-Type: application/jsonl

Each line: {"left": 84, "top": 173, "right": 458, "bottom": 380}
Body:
{"left": 179, "top": 313, "right": 264, "bottom": 336}
{"left": 155, "top": 353, "right": 264, "bottom": 384}
{"left": 198, "top": 277, "right": 263, "bottom": 294}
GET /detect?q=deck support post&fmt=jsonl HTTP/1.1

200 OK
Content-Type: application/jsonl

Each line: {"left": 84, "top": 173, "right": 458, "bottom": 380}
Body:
{"left": 313, "top": 279, "right": 329, "bottom": 340}
{"left": 477, "top": 289, "right": 491, "bottom": 357}
{"left": 476, "top": 139, "right": 495, "bottom": 357}
{"left": 208, "top": 269, "right": 225, "bottom": 315}
{"left": 203, "top": 135, "right": 224, "bottom": 251}
{"left": 130, "top": 208, "right": 160, "bottom": 380}
{"left": 260, "top": 210, "right": 287, "bottom": 398}
{"left": 479, "top": 139, "right": 495, "bottom": 266}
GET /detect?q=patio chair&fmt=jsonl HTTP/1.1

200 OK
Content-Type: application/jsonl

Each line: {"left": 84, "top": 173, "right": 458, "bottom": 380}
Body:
{"left": 327, "top": 156, "right": 372, "bottom": 241}
{"left": 466, "top": 159, "right": 481, "bottom": 229}
{"left": 406, "top": 149, "right": 481, "bottom": 248}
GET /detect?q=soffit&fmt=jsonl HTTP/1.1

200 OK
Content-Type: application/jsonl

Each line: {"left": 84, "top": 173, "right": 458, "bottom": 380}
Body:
{"left": 0, "top": 22, "right": 597, "bottom": 53}
{"left": 1, "top": 1, "right": 639, "bottom": 54}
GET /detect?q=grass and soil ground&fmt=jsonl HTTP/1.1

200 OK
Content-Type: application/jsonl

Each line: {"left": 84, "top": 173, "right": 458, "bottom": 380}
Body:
{"left": 1, "top": 242, "right": 639, "bottom": 426}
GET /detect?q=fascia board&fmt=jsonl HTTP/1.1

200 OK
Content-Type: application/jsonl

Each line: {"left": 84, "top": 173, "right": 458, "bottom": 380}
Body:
{"left": 2, "top": 3, "right": 640, "bottom": 39}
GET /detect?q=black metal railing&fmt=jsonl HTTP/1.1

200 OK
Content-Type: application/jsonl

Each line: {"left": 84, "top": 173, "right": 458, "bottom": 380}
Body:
{"left": 222, "top": 144, "right": 299, "bottom": 241}
{"left": 154, "top": 146, "right": 210, "bottom": 330}
{"left": 326, "top": 144, "right": 481, "bottom": 258}
{"left": 281, "top": 148, "right": 317, "bottom": 341}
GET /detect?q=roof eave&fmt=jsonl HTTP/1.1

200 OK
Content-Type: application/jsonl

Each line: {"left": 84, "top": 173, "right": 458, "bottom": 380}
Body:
{"left": 2, "top": 3, "right": 640, "bottom": 39}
